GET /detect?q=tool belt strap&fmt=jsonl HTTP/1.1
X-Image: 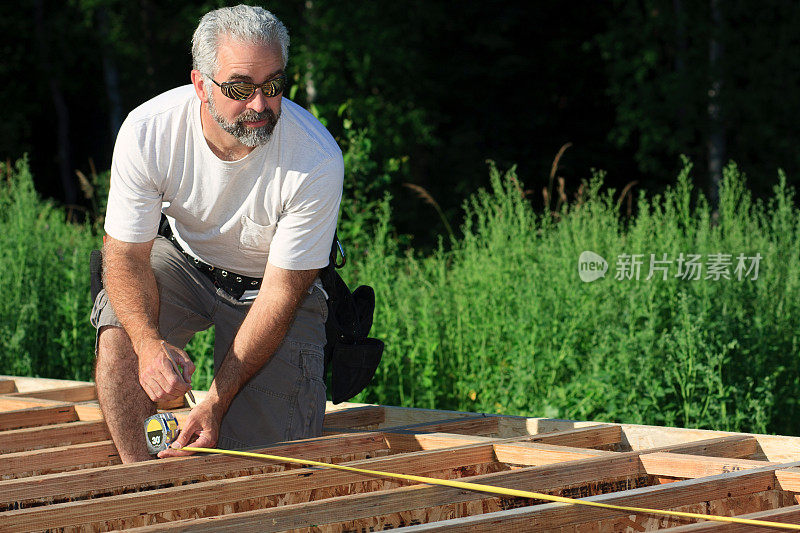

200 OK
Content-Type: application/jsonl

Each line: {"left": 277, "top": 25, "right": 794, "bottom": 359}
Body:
{"left": 165, "top": 232, "right": 262, "bottom": 300}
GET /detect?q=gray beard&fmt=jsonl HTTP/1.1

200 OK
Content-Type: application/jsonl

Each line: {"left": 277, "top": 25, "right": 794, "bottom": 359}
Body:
{"left": 207, "top": 91, "right": 280, "bottom": 147}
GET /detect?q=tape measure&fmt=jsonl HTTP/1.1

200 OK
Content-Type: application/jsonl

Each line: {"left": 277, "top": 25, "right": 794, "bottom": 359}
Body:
{"left": 144, "top": 413, "right": 179, "bottom": 454}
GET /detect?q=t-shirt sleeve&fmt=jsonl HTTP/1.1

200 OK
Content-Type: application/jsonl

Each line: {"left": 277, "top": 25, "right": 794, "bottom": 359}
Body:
{"left": 267, "top": 154, "right": 344, "bottom": 270}
{"left": 103, "top": 118, "right": 163, "bottom": 243}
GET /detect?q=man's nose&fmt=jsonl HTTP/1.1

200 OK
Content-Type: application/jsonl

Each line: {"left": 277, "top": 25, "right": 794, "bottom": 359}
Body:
{"left": 247, "top": 90, "right": 267, "bottom": 113}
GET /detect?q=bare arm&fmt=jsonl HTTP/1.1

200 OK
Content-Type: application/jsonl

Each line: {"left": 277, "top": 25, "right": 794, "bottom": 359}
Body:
{"left": 162, "top": 262, "right": 318, "bottom": 455}
{"left": 103, "top": 236, "right": 194, "bottom": 401}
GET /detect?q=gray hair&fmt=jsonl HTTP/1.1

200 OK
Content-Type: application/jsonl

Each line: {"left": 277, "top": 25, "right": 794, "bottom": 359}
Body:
{"left": 192, "top": 5, "right": 290, "bottom": 78}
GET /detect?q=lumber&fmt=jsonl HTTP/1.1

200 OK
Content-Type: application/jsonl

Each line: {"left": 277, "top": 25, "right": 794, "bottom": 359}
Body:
{"left": 2, "top": 378, "right": 800, "bottom": 532}
{"left": 5, "top": 384, "right": 96, "bottom": 402}
{"left": 0, "top": 439, "right": 510, "bottom": 530}
{"left": 383, "top": 431, "right": 499, "bottom": 452}
{"left": 0, "top": 396, "right": 69, "bottom": 410}
{"left": 117, "top": 449, "right": 650, "bottom": 532}
{"left": 0, "top": 432, "right": 388, "bottom": 510}
{"left": 775, "top": 468, "right": 800, "bottom": 492}
{"left": 0, "top": 375, "right": 92, "bottom": 392}
{"left": 0, "top": 440, "right": 120, "bottom": 479}
{"left": 0, "top": 420, "right": 110, "bottom": 454}
{"left": 528, "top": 423, "right": 621, "bottom": 449}
{"left": 492, "top": 441, "right": 616, "bottom": 466}
{"left": 388, "top": 415, "right": 501, "bottom": 436}
{"left": 658, "top": 504, "right": 800, "bottom": 531}
{"left": 112, "top": 440, "right": 792, "bottom": 533}
{"left": 380, "top": 405, "right": 483, "bottom": 428}
{"left": 384, "top": 462, "right": 796, "bottom": 532}
{"left": 0, "top": 404, "right": 78, "bottom": 431}
{"left": 322, "top": 405, "right": 385, "bottom": 430}
{"left": 639, "top": 452, "right": 773, "bottom": 479}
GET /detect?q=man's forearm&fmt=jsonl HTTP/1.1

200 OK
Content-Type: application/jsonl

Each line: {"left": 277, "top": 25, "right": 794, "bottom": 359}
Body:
{"left": 206, "top": 267, "right": 318, "bottom": 416}
{"left": 103, "top": 239, "right": 161, "bottom": 354}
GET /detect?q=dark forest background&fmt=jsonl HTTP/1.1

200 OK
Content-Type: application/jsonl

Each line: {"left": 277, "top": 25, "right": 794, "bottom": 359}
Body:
{"left": 4, "top": 0, "right": 800, "bottom": 244}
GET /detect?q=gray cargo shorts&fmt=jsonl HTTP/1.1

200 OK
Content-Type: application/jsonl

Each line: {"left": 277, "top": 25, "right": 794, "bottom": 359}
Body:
{"left": 90, "top": 236, "right": 328, "bottom": 450}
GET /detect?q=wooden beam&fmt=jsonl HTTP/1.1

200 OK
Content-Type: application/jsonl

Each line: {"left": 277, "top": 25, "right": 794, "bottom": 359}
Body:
{"left": 493, "top": 441, "right": 615, "bottom": 466}
{"left": 0, "top": 439, "right": 511, "bottom": 530}
{"left": 775, "top": 468, "right": 800, "bottom": 492}
{"left": 381, "top": 423, "right": 620, "bottom": 455}
{"left": 6, "top": 384, "right": 96, "bottom": 402}
{"left": 528, "top": 424, "right": 621, "bottom": 449}
{"left": 662, "top": 435, "right": 760, "bottom": 459}
{"left": 0, "top": 380, "right": 16, "bottom": 394}
{"left": 0, "top": 405, "right": 78, "bottom": 431}
{"left": 388, "top": 416, "right": 500, "bottom": 436}
{"left": 322, "top": 405, "right": 385, "bottom": 430}
{"left": 380, "top": 405, "right": 484, "bottom": 428}
{"left": 496, "top": 417, "right": 608, "bottom": 439}
{"left": 0, "top": 397, "right": 69, "bottom": 410}
{"left": 115, "top": 450, "right": 649, "bottom": 532}
{"left": 0, "top": 432, "right": 388, "bottom": 510}
{"left": 655, "top": 504, "right": 800, "bottom": 531}
{"left": 383, "top": 431, "right": 499, "bottom": 453}
{"left": 0, "top": 376, "right": 92, "bottom": 393}
{"left": 380, "top": 463, "right": 795, "bottom": 532}
{"left": 0, "top": 441, "right": 120, "bottom": 479}
{"left": 0, "top": 420, "right": 110, "bottom": 454}
{"left": 639, "top": 452, "right": 773, "bottom": 479}
{"left": 109, "top": 439, "right": 788, "bottom": 533}
{"left": 72, "top": 402, "right": 103, "bottom": 421}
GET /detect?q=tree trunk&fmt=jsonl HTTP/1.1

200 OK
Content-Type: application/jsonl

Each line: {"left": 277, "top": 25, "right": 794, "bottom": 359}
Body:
{"left": 707, "top": 0, "right": 725, "bottom": 208}
{"left": 303, "top": 0, "right": 318, "bottom": 107}
{"left": 98, "top": 7, "right": 124, "bottom": 141}
{"left": 33, "top": 0, "right": 76, "bottom": 205}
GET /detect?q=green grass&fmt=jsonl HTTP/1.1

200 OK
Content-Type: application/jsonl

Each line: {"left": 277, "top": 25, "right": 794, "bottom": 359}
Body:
{"left": 348, "top": 159, "right": 800, "bottom": 435}
{"left": 3, "top": 155, "right": 800, "bottom": 436}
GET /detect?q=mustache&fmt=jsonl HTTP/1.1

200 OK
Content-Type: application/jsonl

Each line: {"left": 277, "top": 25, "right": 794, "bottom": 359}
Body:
{"left": 236, "top": 108, "right": 276, "bottom": 123}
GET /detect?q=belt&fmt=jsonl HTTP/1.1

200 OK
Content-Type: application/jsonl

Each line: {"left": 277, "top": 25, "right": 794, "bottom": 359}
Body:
{"left": 167, "top": 234, "right": 262, "bottom": 300}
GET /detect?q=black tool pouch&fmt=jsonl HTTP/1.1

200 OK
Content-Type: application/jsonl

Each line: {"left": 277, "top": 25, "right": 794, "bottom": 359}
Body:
{"left": 90, "top": 249, "right": 103, "bottom": 303}
{"left": 320, "top": 235, "right": 384, "bottom": 404}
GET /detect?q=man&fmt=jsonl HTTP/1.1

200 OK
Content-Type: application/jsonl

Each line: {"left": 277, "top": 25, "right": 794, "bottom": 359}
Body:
{"left": 92, "top": 5, "right": 343, "bottom": 462}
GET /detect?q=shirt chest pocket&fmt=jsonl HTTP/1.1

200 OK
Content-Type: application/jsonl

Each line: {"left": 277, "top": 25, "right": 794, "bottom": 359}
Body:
{"left": 239, "top": 215, "right": 277, "bottom": 255}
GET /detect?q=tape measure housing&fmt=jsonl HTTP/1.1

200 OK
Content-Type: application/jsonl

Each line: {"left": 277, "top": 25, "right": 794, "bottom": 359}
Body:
{"left": 145, "top": 413, "right": 179, "bottom": 454}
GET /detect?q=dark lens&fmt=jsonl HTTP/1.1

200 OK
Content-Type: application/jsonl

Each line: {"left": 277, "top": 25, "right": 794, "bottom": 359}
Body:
{"left": 223, "top": 82, "right": 255, "bottom": 100}
{"left": 262, "top": 76, "right": 285, "bottom": 98}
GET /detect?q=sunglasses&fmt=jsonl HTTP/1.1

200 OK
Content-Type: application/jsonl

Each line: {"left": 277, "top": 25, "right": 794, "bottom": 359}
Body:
{"left": 209, "top": 74, "right": 287, "bottom": 100}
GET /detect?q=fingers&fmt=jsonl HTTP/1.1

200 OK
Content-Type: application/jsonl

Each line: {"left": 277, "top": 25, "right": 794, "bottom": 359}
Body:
{"left": 175, "top": 348, "right": 196, "bottom": 383}
{"left": 190, "top": 432, "right": 217, "bottom": 450}
{"left": 162, "top": 343, "right": 196, "bottom": 384}
{"left": 138, "top": 357, "right": 187, "bottom": 402}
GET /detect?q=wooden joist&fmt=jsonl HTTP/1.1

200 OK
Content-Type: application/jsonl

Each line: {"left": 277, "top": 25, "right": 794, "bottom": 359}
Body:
{"left": 2, "top": 375, "right": 800, "bottom": 532}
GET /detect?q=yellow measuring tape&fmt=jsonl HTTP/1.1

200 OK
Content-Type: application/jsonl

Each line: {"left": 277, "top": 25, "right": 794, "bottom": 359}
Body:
{"left": 183, "top": 446, "right": 800, "bottom": 530}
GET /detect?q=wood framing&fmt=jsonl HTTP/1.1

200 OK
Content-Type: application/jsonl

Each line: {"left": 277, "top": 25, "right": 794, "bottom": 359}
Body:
{"left": 2, "top": 377, "right": 800, "bottom": 532}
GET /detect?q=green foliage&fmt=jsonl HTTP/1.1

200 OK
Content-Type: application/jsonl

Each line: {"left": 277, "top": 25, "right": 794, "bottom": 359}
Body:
{"left": 0, "top": 157, "right": 101, "bottom": 380}
{"left": 348, "top": 159, "right": 800, "bottom": 435}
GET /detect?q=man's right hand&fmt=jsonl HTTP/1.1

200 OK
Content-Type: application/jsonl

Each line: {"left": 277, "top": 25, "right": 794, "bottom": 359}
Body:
{"left": 136, "top": 339, "right": 195, "bottom": 402}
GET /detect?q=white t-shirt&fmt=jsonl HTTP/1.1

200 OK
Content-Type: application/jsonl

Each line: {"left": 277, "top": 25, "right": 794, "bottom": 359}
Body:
{"left": 105, "top": 85, "right": 343, "bottom": 277}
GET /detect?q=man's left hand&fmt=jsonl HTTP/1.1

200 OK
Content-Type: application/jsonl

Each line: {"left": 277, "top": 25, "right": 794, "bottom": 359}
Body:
{"left": 157, "top": 400, "right": 221, "bottom": 458}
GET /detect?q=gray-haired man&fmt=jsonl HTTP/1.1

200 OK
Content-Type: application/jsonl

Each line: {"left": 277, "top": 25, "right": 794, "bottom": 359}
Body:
{"left": 92, "top": 5, "right": 342, "bottom": 462}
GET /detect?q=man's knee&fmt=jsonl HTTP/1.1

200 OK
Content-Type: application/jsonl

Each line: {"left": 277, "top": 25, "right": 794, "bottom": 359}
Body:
{"left": 96, "top": 325, "right": 137, "bottom": 368}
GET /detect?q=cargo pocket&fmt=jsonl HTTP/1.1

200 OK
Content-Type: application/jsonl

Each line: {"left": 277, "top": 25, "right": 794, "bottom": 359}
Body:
{"left": 219, "top": 340, "right": 304, "bottom": 448}
{"left": 292, "top": 347, "right": 326, "bottom": 440}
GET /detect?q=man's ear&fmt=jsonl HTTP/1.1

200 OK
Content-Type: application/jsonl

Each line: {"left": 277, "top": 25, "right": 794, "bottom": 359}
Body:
{"left": 191, "top": 70, "right": 210, "bottom": 103}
